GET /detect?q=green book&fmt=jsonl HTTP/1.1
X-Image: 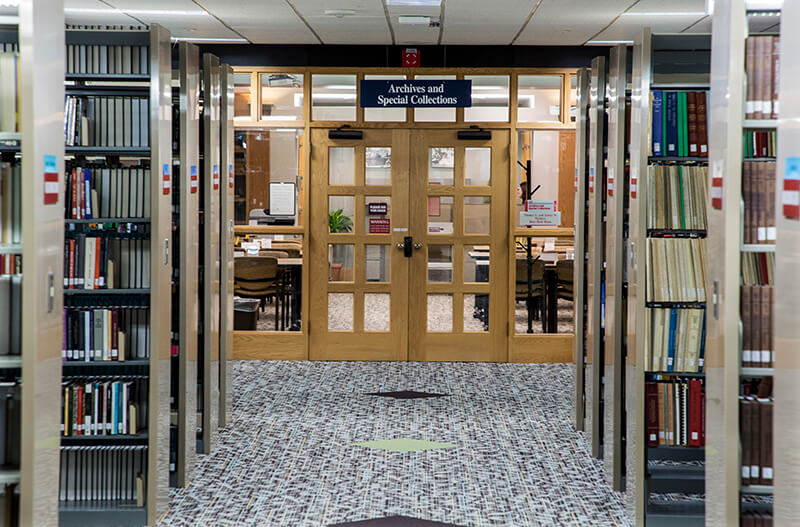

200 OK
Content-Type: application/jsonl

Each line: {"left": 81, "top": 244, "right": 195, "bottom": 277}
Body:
{"left": 678, "top": 166, "right": 686, "bottom": 229}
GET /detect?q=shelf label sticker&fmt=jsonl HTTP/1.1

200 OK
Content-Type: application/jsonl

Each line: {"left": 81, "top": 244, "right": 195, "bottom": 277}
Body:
{"left": 213, "top": 164, "right": 220, "bottom": 190}
{"left": 588, "top": 167, "right": 594, "bottom": 193}
{"left": 190, "top": 165, "right": 198, "bottom": 194}
{"left": 607, "top": 167, "right": 614, "bottom": 197}
{"left": 43, "top": 154, "right": 59, "bottom": 205}
{"left": 711, "top": 161, "right": 723, "bottom": 209}
{"left": 162, "top": 164, "right": 171, "bottom": 195}
{"left": 228, "top": 164, "right": 234, "bottom": 189}
{"left": 574, "top": 168, "right": 579, "bottom": 191}
{"left": 630, "top": 165, "right": 638, "bottom": 199}
{"left": 783, "top": 157, "right": 800, "bottom": 219}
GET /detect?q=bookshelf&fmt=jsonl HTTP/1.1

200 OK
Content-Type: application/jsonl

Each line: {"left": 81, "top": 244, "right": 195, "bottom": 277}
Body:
{"left": 199, "top": 52, "right": 221, "bottom": 455}
{"left": 219, "top": 64, "right": 234, "bottom": 428}
{"left": 59, "top": 25, "right": 172, "bottom": 527}
{"left": 774, "top": 1, "right": 800, "bottom": 522}
{"left": 0, "top": 2, "right": 65, "bottom": 525}
{"left": 706, "top": 1, "right": 784, "bottom": 525}
{"left": 603, "top": 44, "right": 628, "bottom": 492}
{"left": 627, "top": 30, "right": 711, "bottom": 526}
{"left": 585, "top": 55, "right": 606, "bottom": 460}
{"left": 572, "top": 66, "right": 590, "bottom": 432}
{"left": 169, "top": 42, "right": 200, "bottom": 489}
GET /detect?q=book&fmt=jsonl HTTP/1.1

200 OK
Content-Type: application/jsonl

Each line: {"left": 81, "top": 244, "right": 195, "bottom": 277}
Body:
{"left": 652, "top": 91, "right": 663, "bottom": 156}
{"left": 646, "top": 308, "right": 705, "bottom": 373}
{"left": 66, "top": 43, "right": 149, "bottom": 76}
{"left": 665, "top": 92, "right": 678, "bottom": 156}
{"left": 64, "top": 95, "right": 149, "bottom": 148}
{"left": 0, "top": 52, "right": 18, "bottom": 133}
{"left": 745, "top": 36, "right": 781, "bottom": 120}
{"left": 646, "top": 238, "right": 707, "bottom": 303}
{"left": 646, "top": 165, "right": 708, "bottom": 230}
{"left": 645, "top": 378, "right": 703, "bottom": 447}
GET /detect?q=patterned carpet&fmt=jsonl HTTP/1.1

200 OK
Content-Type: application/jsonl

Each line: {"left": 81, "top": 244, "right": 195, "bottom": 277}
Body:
{"left": 159, "top": 361, "right": 631, "bottom": 527}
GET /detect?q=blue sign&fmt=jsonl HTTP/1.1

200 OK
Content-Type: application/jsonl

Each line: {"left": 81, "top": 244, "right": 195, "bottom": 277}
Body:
{"left": 360, "top": 79, "right": 471, "bottom": 108}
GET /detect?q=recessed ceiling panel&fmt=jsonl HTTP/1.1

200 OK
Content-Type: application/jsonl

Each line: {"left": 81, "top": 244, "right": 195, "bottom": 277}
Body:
{"left": 201, "top": 0, "right": 318, "bottom": 44}
{"left": 625, "top": 0, "right": 707, "bottom": 14}
{"left": 515, "top": 0, "right": 633, "bottom": 45}
{"left": 64, "top": 0, "right": 139, "bottom": 26}
{"left": 441, "top": 0, "right": 533, "bottom": 45}
{"left": 592, "top": 14, "right": 708, "bottom": 42}
{"left": 290, "top": 0, "right": 391, "bottom": 44}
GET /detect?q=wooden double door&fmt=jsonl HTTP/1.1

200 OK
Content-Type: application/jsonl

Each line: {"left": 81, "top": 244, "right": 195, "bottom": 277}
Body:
{"left": 310, "top": 128, "right": 509, "bottom": 361}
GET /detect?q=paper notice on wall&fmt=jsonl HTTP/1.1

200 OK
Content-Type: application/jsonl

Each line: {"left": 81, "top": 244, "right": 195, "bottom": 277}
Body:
{"left": 269, "top": 182, "right": 296, "bottom": 216}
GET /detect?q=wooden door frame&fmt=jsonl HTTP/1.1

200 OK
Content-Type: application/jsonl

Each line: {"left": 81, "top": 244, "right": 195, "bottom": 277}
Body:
{"left": 408, "top": 129, "right": 510, "bottom": 361}
{"left": 308, "top": 128, "right": 410, "bottom": 360}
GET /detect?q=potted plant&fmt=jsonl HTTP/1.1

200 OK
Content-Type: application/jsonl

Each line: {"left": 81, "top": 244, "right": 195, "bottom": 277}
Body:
{"left": 328, "top": 209, "right": 352, "bottom": 281}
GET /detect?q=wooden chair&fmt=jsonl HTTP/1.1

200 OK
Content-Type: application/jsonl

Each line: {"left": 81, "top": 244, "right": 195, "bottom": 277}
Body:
{"left": 270, "top": 243, "right": 302, "bottom": 258}
{"left": 556, "top": 259, "right": 574, "bottom": 302}
{"left": 234, "top": 256, "right": 283, "bottom": 329}
{"left": 515, "top": 257, "right": 546, "bottom": 332}
{"left": 258, "top": 250, "right": 289, "bottom": 259}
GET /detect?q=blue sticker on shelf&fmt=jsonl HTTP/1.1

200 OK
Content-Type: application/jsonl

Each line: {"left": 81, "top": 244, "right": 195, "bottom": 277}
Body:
{"left": 213, "top": 164, "right": 220, "bottom": 189}
{"left": 190, "top": 165, "right": 198, "bottom": 193}
{"left": 44, "top": 154, "right": 58, "bottom": 204}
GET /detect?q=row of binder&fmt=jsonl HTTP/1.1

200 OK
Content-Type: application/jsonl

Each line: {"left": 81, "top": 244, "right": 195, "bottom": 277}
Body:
{"left": 645, "top": 308, "right": 706, "bottom": 373}
{"left": 0, "top": 163, "right": 21, "bottom": 245}
{"left": 64, "top": 96, "right": 150, "bottom": 148}
{"left": 64, "top": 235, "right": 151, "bottom": 290}
{"left": 66, "top": 44, "right": 149, "bottom": 76}
{"left": 0, "top": 274, "right": 21, "bottom": 357}
{"left": 645, "top": 378, "right": 705, "bottom": 447}
{"left": 646, "top": 238, "right": 707, "bottom": 303}
{"left": 646, "top": 165, "right": 708, "bottom": 231}
{"left": 65, "top": 166, "right": 151, "bottom": 220}
{"left": 59, "top": 445, "right": 146, "bottom": 504}
{"left": 61, "top": 378, "right": 144, "bottom": 436}
{"left": 63, "top": 308, "right": 150, "bottom": 361}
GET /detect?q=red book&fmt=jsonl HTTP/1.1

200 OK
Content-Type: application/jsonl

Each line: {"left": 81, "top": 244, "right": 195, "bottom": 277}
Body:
{"left": 76, "top": 385, "right": 84, "bottom": 435}
{"left": 700, "top": 390, "right": 706, "bottom": 446}
{"left": 645, "top": 382, "right": 659, "bottom": 447}
{"left": 689, "top": 380, "right": 702, "bottom": 446}
{"left": 68, "top": 239, "right": 75, "bottom": 289}
{"left": 696, "top": 91, "right": 709, "bottom": 157}
{"left": 71, "top": 168, "right": 79, "bottom": 219}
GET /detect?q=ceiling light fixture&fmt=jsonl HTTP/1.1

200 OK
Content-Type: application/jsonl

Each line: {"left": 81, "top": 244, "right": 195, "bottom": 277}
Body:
{"left": 746, "top": 0, "right": 783, "bottom": 9}
{"left": 386, "top": 0, "right": 441, "bottom": 6}
{"left": 65, "top": 8, "right": 209, "bottom": 16}
{"left": 0, "top": 15, "right": 18, "bottom": 24}
{"left": 172, "top": 37, "right": 248, "bottom": 42}
{"left": 324, "top": 9, "right": 356, "bottom": 18}
{"left": 398, "top": 15, "right": 432, "bottom": 25}
{"left": 586, "top": 40, "right": 634, "bottom": 45}
{"left": 620, "top": 12, "right": 706, "bottom": 16}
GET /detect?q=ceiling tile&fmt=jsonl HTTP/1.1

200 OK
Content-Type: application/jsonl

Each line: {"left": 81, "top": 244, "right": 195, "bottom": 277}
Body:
{"left": 592, "top": 14, "right": 709, "bottom": 42}
{"left": 64, "top": 0, "right": 139, "bottom": 26}
{"left": 625, "top": 0, "right": 707, "bottom": 14}
{"left": 289, "top": 0, "right": 391, "bottom": 44}
{"left": 201, "top": 0, "right": 318, "bottom": 44}
{"left": 515, "top": 0, "right": 633, "bottom": 45}
{"left": 441, "top": 0, "right": 532, "bottom": 45}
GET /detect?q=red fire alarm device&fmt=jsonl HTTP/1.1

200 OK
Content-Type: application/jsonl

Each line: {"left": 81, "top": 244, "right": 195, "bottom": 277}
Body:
{"left": 402, "top": 48, "right": 420, "bottom": 68}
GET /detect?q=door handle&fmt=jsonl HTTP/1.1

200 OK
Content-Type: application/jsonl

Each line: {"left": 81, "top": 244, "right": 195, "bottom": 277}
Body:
{"left": 414, "top": 243, "right": 423, "bottom": 250}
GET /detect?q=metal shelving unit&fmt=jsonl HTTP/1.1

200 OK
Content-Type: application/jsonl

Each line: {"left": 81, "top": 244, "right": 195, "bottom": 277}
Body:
{"left": 572, "top": 66, "right": 590, "bottom": 433}
{"left": 59, "top": 25, "right": 173, "bottom": 526}
{"left": 627, "top": 30, "right": 711, "bottom": 526}
{"left": 219, "top": 64, "right": 234, "bottom": 428}
{"left": 0, "top": 2, "right": 66, "bottom": 524}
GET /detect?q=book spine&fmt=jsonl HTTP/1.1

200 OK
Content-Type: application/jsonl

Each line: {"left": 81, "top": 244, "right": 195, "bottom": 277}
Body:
{"left": 652, "top": 91, "right": 663, "bottom": 156}
{"left": 687, "top": 91, "right": 698, "bottom": 156}
{"left": 666, "top": 92, "right": 678, "bottom": 156}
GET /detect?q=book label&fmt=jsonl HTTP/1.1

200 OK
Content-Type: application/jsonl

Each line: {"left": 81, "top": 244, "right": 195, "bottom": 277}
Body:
{"left": 190, "top": 165, "right": 198, "bottom": 194}
{"left": 43, "top": 155, "right": 59, "bottom": 205}
{"left": 783, "top": 157, "right": 800, "bottom": 219}
{"left": 607, "top": 167, "right": 614, "bottom": 197}
{"left": 711, "top": 162, "right": 723, "bottom": 209}
{"left": 162, "top": 164, "right": 170, "bottom": 195}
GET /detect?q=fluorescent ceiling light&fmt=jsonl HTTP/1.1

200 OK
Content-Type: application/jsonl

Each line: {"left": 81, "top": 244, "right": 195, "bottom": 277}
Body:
{"left": 324, "top": 9, "right": 356, "bottom": 17}
{"left": 312, "top": 94, "right": 356, "bottom": 101}
{"left": 586, "top": 40, "right": 634, "bottom": 45}
{"left": 0, "top": 15, "right": 18, "bottom": 23}
{"left": 620, "top": 12, "right": 705, "bottom": 16}
{"left": 0, "top": 1, "right": 19, "bottom": 6}
{"left": 65, "top": 8, "right": 209, "bottom": 16}
{"left": 746, "top": 0, "right": 782, "bottom": 8}
{"left": 398, "top": 16, "right": 431, "bottom": 24}
{"left": 172, "top": 37, "right": 248, "bottom": 42}
{"left": 317, "top": 85, "right": 355, "bottom": 90}
{"left": 387, "top": 0, "right": 440, "bottom": 5}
